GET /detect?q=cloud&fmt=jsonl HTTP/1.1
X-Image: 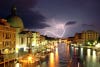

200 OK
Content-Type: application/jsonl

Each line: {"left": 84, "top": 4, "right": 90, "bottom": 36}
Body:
{"left": 65, "top": 21, "right": 77, "bottom": 26}
{"left": 15, "top": 0, "right": 38, "bottom": 9}
{"left": 19, "top": 10, "right": 50, "bottom": 29}
{"left": 0, "top": 0, "right": 13, "bottom": 9}
{"left": 0, "top": 0, "right": 50, "bottom": 29}
{"left": 81, "top": 24, "right": 95, "bottom": 27}
{"left": 0, "top": 0, "right": 38, "bottom": 9}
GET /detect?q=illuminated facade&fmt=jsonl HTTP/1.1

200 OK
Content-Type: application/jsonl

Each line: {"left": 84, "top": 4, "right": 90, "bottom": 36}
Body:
{"left": 73, "top": 30, "right": 99, "bottom": 45}
{"left": 19, "top": 30, "right": 33, "bottom": 52}
{"left": 7, "top": 6, "right": 24, "bottom": 51}
{"left": 6, "top": 11, "right": 42, "bottom": 52}
{"left": 19, "top": 30, "right": 41, "bottom": 49}
{"left": 82, "top": 30, "right": 99, "bottom": 43}
{"left": 32, "top": 31, "right": 41, "bottom": 46}
{"left": 40, "top": 35, "right": 46, "bottom": 45}
{"left": 0, "top": 18, "right": 16, "bottom": 54}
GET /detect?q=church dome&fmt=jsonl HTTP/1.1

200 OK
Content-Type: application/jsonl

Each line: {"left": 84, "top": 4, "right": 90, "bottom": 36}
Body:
{"left": 7, "top": 5, "right": 24, "bottom": 29}
{"left": 7, "top": 16, "right": 24, "bottom": 29}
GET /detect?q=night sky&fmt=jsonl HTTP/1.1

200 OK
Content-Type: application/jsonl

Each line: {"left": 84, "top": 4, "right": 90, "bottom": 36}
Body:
{"left": 0, "top": 0, "right": 100, "bottom": 37}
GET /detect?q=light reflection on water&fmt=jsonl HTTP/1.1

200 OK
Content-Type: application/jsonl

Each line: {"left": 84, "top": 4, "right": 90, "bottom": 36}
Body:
{"left": 86, "top": 49, "right": 92, "bottom": 67}
{"left": 15, "top": 63, "right": 20, "bottom": 67}
{"left": 70, "top": 46, "right": 100, "bottom": 67}
{"left": 49, "top": 47, "right": 59, "bottom": 67}
{"left": 13, "top": 43, "right": 100, "bottom": 67}
{"left": 92, "top": 50, "right": 96, "bottom": 62}
{"left": 49, "top": 52, "right": 55, "bottom": 67}
{"left": 40, "top": 61, "right": 47, "bottom": 67}
{"left": 83, "top": 48, "right": 100, "bottom": 67}
{"left": 87, "top": 49, "right": 91, "bottom": 56}
{"left": 55, "top": 48, "right": 59, "bottom": 67}
{"left": 80, "top": 48, "right": 83, "bottom": 59}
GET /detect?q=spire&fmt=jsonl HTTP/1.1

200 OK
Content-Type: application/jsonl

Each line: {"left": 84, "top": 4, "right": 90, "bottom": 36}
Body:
{"left": 11, "top": 5, "right": 17, "bottom": 16}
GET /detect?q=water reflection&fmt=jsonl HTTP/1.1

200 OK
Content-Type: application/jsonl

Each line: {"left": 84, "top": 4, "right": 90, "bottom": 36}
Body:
{"left": 78, "top": 62, "right": 80, "bottom": 67}
{"left": 86, "top": 49, "right": 92, "bottom": 67}
{"left": 87, "top": 49, "right": 91, "bottom": 56}
{"left": 55, "top": 48, "right": 59, "bottom": 67}
{"left": 15, "top": 63, "right": 20, "bottom": 67}
{"left": 92, "top": 50, "right": 96, "bottom": 62}
{"left": 40, "top": 61, "right": 47, "bottom": 67}
{"left": 49, "top": 52, "right": 55, "bottom": 67}
{"left": 80, "top": 48, "right": 83, "bottom": 59}
{"left": 7, "top": 43, "right": 100, "bottom": 67}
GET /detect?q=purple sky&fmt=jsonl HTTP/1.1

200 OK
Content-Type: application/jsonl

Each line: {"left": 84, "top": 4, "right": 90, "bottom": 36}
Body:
{"left": 0, "top": 0, "right": 100, "bottom": 37}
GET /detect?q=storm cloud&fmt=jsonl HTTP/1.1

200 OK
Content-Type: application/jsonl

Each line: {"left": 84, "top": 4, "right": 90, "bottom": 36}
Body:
{"left": 82, "top": 24, "right": 95, "bottom": 27}
{"left": 0, "top": 0, "right": 50, "bottom": 29}
{"left": 65, "top": 21, "right": 77, "bottom": 26}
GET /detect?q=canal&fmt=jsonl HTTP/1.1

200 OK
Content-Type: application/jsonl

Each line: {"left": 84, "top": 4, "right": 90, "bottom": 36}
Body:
{"left": 2, "top": 43, "right": 100, "bottom": 67}
{"left": 37, "top": 43, "right": 100, "bottom": 67}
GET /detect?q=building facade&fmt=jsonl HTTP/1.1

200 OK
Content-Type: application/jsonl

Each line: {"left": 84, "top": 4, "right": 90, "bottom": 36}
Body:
{"left": 0, "top": 18, "right": 16, "bottom": 54}
{"left": 73, "top": 30, "right": 99, "bottom": 46}
{"left": 32, "top": 31, "right": 41, "bottom": 47}
{"left": 66, "top": 37, "right": 74, "bottom": 45}
{"left": 7, "top": 6, "right": 24, "bottom": 52}
{"left": 74, "top": 33, "right": 82, "bottom": 45}
{"left": 82, "top": 30, "right": 99, "bottom": 43}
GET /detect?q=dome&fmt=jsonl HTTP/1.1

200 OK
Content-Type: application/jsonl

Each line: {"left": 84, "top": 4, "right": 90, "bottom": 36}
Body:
{"left": 7, "top": 16, "right": 24, "bottom": 29}
{"left": 7, "top": 5, "right": 24, "bottom": 29}
{"left": 6, "top": 5, "right": 25, "bottom": 33}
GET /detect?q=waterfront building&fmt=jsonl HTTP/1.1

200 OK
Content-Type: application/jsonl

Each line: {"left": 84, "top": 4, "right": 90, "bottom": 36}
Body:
{"left": 66, "top": 30, "right": 99, "bottom": 46}
{"left": 19, "top": 30, "right": 32, "bottom": 50}
{"left": 6, "top": 6, "right": 24, "bottom": 52}
{"left": 0, "top": 18, "right": 16, "bottom": 54}
{"left": 74, "top": 33, "right": 82, "bottom": 45}
{"left": 66, "top": 37, "right": 74, "bottom": 45}
{"left": 19, "top": 30, "right": 41, "bottom": 51}
{"left": 61, "top": 38, "right": 67, "bottom": 43}
{"left": 32, "top": 31, "right": 41, "bottom": 47}
{"left": 40, "top": 35, "right": 46, "bottom": 45}
{"left": 81, "top": 30, "right": 99, "bottom": 44}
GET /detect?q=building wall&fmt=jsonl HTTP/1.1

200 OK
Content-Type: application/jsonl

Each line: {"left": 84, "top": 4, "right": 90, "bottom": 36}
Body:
{"left": 71, "top": 30, "right": 99, "bottom": 46}
{"left": 19, "top": 31, "right": 41, "bottom": 50}
{"left": 0, "top": 18, "right": 16, "bottom": 54}
{"left": 82, "top": 30, "right": 99, "bottom": 43}
{"left": 74, "top": 33, "right": 82, "bottom": 45}
{"left": 32, "top": 32, "right": 41, "bottom": 46}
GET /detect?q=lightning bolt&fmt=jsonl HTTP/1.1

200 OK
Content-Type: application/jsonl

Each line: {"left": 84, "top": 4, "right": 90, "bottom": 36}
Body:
{"left": 44, "top": 27, "right": 66, "bottom": 38}
{"left": 44, "top": 31, "right": 61, "bottom": 37}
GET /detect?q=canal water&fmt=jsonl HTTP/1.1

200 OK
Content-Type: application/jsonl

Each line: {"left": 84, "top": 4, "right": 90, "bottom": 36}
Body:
{"left": 38, "top": 43, "right": 100, "bottom": 67}
{"left": 5, "top": 43, "right": 100, "bottom": 67}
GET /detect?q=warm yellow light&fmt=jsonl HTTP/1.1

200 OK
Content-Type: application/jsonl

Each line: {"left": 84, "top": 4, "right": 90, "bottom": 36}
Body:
{"left": 92, "top": 50, "right": 96, "bottom": 56}
{"left": 28, "top": 56, "right": 32, "bottom": 61}
{"left": 51, "top": 46, "right": 54, "bottom": 49}
{"left": 92, "top": 50, "right": 96, "bottom": 62}
{"left": 80, "top": 48, "right": 83, "bottom": 59}
{"left": 49, "top": 52, "right": 55, "bottom": 67}
{"left": 88, "top": 42, "right": 90, "bottom": 45}
{"left": 55, "top": 48, "right": 59, "bottom": 66}
{"left": 87, "top": 49, "right": 91, "bottom": 56}
{"left": 93, "top": 40, "right": 97, "bottom": 45}
{"left": 95, "top": 43, "right": 100, "bottom": 48}
{"left": 15, "top": 63, "right": 20, "bottom": 67}
{"left": 27, "top": 56, "right": 33, "bottom": 63}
